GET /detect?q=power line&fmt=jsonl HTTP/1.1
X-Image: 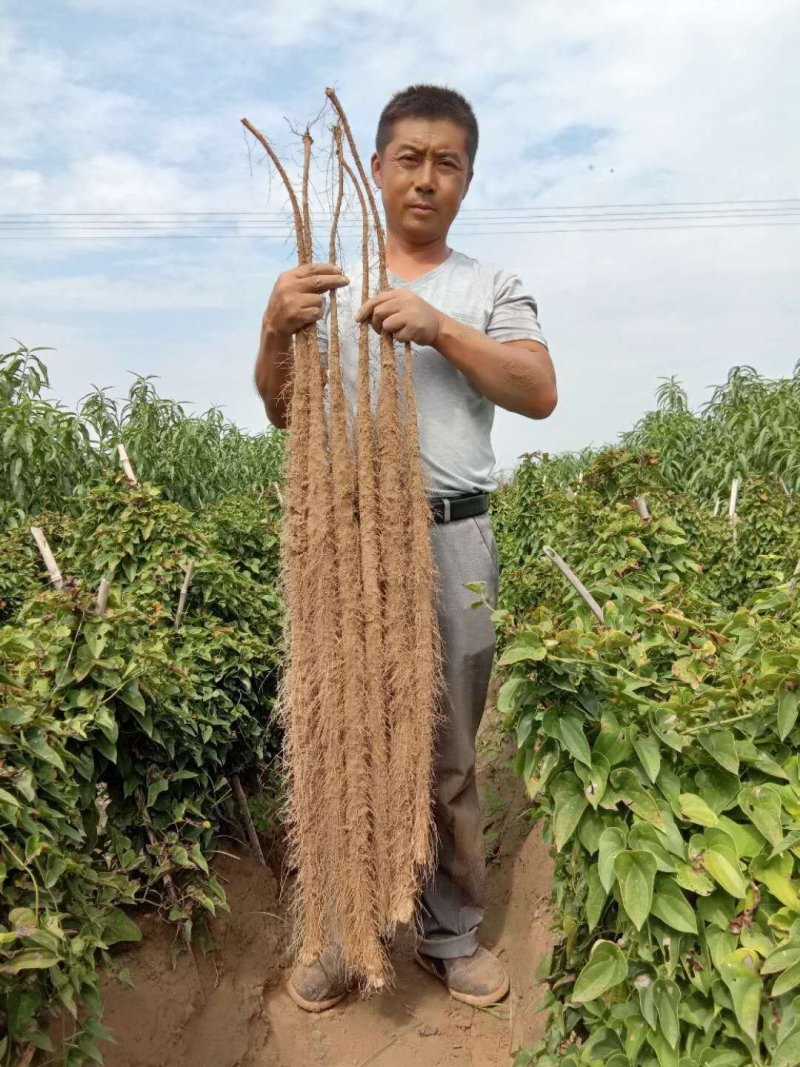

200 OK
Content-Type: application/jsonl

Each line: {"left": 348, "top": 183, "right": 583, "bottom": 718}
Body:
{"left": 2, "top": 199, "right": 799, "bottom": 240}
{"left": 3, "top": 197, "right": 799, "bottom": 216}
{"left": 4, "top": 221, "right": 800, "bottom": 240}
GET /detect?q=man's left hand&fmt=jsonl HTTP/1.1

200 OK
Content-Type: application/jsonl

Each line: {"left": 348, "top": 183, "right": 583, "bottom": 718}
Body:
{"left": 355, "top": 289, "right": 443, "bottom": 346}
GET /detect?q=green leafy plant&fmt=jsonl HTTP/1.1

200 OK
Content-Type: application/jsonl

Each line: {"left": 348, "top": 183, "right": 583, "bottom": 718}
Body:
{"left": 496, "top": 446, "right": 800, "bottom": 1066}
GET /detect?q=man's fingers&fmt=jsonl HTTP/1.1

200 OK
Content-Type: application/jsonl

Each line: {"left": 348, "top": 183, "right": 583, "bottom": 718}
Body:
{"left": 380, "top": 312, "right": 407, "bottom": 335}
{"left": 297, "top": 262, "right": 344, "bottom": 277}
{"left": 299, "top": 273, "right": 349, "bottom": 294}
{"left": 355, "top": 290, "right": 395, "bottom": 322}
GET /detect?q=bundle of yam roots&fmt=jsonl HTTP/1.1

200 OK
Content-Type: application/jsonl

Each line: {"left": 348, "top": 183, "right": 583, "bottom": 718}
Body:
{"left": 242, "top": 89, "right": 442, "bottom": 990}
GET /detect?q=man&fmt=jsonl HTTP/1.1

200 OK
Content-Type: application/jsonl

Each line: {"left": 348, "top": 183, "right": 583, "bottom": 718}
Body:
{"left": 254, "top": 84, "right": 557, "bottom": 1012}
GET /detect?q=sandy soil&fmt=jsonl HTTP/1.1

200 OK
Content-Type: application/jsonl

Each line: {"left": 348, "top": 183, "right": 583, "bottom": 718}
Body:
{"left": 93, "top": 704, "right": 554, "bottom": 1067}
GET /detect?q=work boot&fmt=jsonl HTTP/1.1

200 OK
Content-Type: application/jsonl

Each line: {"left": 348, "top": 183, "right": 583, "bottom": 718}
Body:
{"left": 287, "top": 945, "right": 351, "bottom": 1012}
{"left": 415, "top": 945, "right": 510, "bottom": 1007}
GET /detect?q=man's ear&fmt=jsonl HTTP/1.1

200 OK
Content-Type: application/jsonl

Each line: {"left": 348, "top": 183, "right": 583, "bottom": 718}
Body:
{"left": 462, "top": 169, "right": 473, "bottom": 203}
{"left": 371, "top": 151, "right": 382, "bottom": 189}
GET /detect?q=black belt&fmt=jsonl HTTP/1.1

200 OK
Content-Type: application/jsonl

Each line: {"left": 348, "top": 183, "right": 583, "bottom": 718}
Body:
{"left": 429, "top": 492, "right": 490, "bottom": 524}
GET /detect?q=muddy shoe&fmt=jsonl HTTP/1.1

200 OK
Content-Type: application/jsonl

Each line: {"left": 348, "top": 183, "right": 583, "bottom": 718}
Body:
{"left": 415, "top": 946, "right": 510, "bottom": 1007}
{"left": 287, "top": 946, "right": 350, "bottom": 1012}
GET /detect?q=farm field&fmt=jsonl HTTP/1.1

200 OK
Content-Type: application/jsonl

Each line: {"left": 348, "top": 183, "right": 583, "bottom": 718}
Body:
{"left": 2, "top": 343, "right": 800, "bottom": 1065}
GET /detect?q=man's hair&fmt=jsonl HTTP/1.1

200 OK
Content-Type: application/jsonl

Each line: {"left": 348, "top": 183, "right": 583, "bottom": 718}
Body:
{"left": 375, "top": 84, "right": 479, "bottom": 171}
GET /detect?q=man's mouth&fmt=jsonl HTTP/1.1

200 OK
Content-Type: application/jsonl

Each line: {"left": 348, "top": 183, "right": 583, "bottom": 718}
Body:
{"left": 409, "top": 203, "right": 436, "bottom": 213}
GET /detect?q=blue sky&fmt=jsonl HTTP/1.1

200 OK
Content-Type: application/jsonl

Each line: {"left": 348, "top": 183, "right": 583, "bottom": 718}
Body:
{"left": 2, "top": 0, "right": 800, "bottom": 474}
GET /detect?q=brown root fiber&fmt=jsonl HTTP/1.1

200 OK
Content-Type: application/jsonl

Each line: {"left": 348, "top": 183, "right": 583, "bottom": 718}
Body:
{"left": 241, "top": 94, "right": 441, "bottom": 990}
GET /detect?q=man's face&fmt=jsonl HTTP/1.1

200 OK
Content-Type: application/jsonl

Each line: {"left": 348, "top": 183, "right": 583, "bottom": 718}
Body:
{"left": 371, "top": 117, "right": 472, "bottom": 243}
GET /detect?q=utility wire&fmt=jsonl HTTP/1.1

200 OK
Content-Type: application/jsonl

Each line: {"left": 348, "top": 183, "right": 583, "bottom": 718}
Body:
{"left": 2, "top": 199, "right": 799, "bottom": 240}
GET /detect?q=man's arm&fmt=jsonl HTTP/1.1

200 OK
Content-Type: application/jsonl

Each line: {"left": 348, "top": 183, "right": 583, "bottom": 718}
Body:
{"left": 434, "top": 320, "right": 556, "bottom": 419}
{"left": 254, "top": 262, "right": 349, "bottom": 429}
{"left": 255, "top": 319, "right": 294, "bottom": 430}
{"left": 356, "top": 290, "right": 557, "bottom": 420}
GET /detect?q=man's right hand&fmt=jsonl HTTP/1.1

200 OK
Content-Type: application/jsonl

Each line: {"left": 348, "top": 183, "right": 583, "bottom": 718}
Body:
{"left": 263, "top": 263, "right": 350, "bottom": 337}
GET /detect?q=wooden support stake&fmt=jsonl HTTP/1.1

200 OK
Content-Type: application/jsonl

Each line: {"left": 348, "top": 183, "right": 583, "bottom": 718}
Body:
{"left": 543, "top": 545, "right": 605, "bottom": 623}
{"left": 780, "top": 478, "right": 792, "bottom": 500}
{"left": 230, "top": 773, "right": 267, "bottom": 867}
{"left": 713, "top": 498, "right": 721, "bottom": 517}
{"left": 117, "top": 443, "right": 138, "bottom": 485}
{"left": 728, "top": 477, "right": 740, "bottom": 522}
{"left": 95, "top": 579, "right": 111, "bottom": 616}
{"left": 30, "top": 527, "right": 64, "bottom": 590}
{"left": 634, "top": 496, "right": 651, "bottom": 521}
{"left": 790, "top": 559, "right": 800, "bottom": 594}
{"left": 173, "top": 562, "right": 195, "bottom": 632}
{"left": 729, "top": 477, "right": 740, "bottom": 546}
{"left": 271, "top": 482, "right": 284, "bottom": 508}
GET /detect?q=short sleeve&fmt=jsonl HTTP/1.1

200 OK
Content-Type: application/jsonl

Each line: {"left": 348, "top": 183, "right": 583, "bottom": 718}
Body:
{"left": 486, "top": 270, "right": 547, "bottom": 347}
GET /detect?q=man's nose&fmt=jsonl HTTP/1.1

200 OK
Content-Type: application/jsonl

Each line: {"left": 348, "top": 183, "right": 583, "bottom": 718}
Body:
{"left": 414, "top": 160, "right": 437, "bottom": 192}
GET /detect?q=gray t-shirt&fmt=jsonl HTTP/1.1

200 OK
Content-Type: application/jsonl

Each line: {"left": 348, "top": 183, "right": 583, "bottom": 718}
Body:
{"left": 317, "top": 248, "right": 547, "bottom": 497}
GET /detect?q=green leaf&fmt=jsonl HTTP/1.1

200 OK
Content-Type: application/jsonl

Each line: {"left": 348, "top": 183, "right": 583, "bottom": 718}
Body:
{"left": 551, "top": 773, "right": 588, "bottom": 853}
{"left": 772, "top": 964, "right": 800, "bottom": 994}
{"left": 598, "top": 827, "right": 627, "bottom": 893}
{"left": 762, "top": 940, "right": 800, "bottom": 975}
{"left": 586, "top": 864, "right": 608, "bottom": 932}
{"left": 578, "top": 753, "right": 610, "bottom": 809}
{"left": 572, "top": 940, "right": 628, "bottom": 1004}
{"left": 778, "top": 687, "right": 800, "bottom": 742}
{"left": 701, "top": 828, "right": 748, "bottom": 899}
{"left": 628, "top": 823, "right": 676, "bottom": 872}
{"left": 650, "top": 876, "right": 698, "bottom": 934}
{"left": 614, "top": 850, "right": 657, "bottom": 931}
{"left": 716, "top": 815, "right": 765, "bottom": 859}
{"left": 719, "top": 948, "right": 762, "bottom": 1042}
{"left": 679, "top": 792, "right": 719, "bottom": 828}
{"left": 738, "top": 785, "right": 783, "bottom": 847}
{"left": 611, "top": 768, "right": 665, "bottom": 829}
{"left": 698, "top": 730, "right": 739, "bottom": 775}
{"left": 498, "top": 632, "right": 546, "bottom": 665}
{"left": 675, "top": 860, "right": 715, "bottom": 896}
{"left": 557, "top": 711, "right": 593, "bottom": 768}
{"left": 751, "top": 854, "right": 800, "bottom": 909}
{"left": 653, "top": 978, "right": 680, "bottom": 1050}
{"left": 102, "top": 908, "right": 142, "bottom": 947}
{"left": 118, "top": 680, "right": 146, "bottom": 714}
{"left": 1, "top": 950, "right": 60, "bottom": 974}
{"left": 773, "top": 1027, "right": 800, "bottom": 1067}
{"left": 497, "top": 676, "right": 526, "bottom": 716}
{"left": 594, "top": 725, "right": 633, "bottom": 767}
{"left": 633, "top": 730, "right": 661, "bottom": 784}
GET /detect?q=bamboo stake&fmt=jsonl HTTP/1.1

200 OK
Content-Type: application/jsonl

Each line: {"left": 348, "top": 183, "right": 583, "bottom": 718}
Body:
{"left": 30, "top": 527, "right": 64, "bottom": 590}
{"left": 271, "top": 482, "right": 284, "bottom": 508}
{"left": 173, "top": 562, "right": 195, "bottom": 631}
{"left": 542, "top": 546, "right": 605, "bottom": 623}
{"left": 713, "top": 498, "right": 721, "bottom": 517}
{"left": 117, "top": 443, "right": 138, "bottom": 485}
{"left": 728, "top": 477, "right": 740, "bottom": 522}
{"left": 634, "top": 496, "right": 651, "bottom": 521}
{"left": 95, "top": 579, "right": 111, "bottom": 616}
{"left": 729, "top": 477, "right": 740, "bottom": 546}
{"left": 230, "top": 773, "right": 267, "bottom": 867}
{"left": 780, "top": 477, "right": 792, "bottom": 499}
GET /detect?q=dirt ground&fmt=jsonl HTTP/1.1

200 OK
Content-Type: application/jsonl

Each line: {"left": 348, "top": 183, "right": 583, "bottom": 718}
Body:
{"left": 91, "top": 702, "right": 554, "bottom": 1067}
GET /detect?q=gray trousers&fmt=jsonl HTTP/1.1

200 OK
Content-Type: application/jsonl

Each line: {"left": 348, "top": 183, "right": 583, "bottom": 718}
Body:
{"left": 417, "top": 511, "right": 500, "bottom": 960}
